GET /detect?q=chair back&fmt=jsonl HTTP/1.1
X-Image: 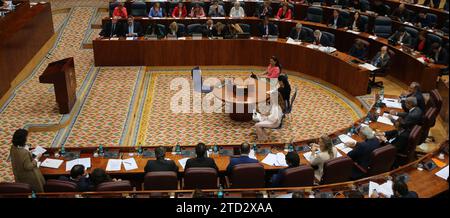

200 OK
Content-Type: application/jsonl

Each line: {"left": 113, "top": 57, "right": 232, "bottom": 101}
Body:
{"left": 426, "top": 33, "right": 442, "bottom": 49}
{"left": 306, "top": 7, "right": 323, "bottom": 23}
{"left": 238, "top": 23, "right": 251, "bottom": 33}
{"left": 96, "top": 180, "right": 133, "bottom": 191}
{"left": 187, "top": 23, "right": 203, "bottom": 35}
{"left": 429, "top": 89, "right": 443, "bottom": 114}
{"left": 0, "top": 182, "right": 32, "bottom": 194}
{"left": 367, "top": 145, "right": 396, "bottom": 176}
{"left": 426, "top": 13, "right": 438, "bottom": 26}
{"left": 340, "top": 11, "right": 350, "bottom": 26}
{"left": 281, "top": 165, "right": 314, "bottom": 187}
{"left": 360, "top": 15, "right": 369, "bottom": 32}
{"left": 131, "top": 2, "right": 147, "bottom": 17}
{"left": 322, "top": 31, "right": 335, "bottom": 47}
{"left": 144, "top": 171, "right": 178, "bottom": 190}
{"left": 404, "top": 27, "right": 419, "bottom": 48}
{"left": 397, "top": 125, "right": 422, "bottom": 165}
{"left": 420, "top": 107, "right": 438, "bottom": 144}
{"left": 183, "top": 167, "right": 218, "bottom": 189}
{"left": 44, "top": 179, "right": 78, "bottom": 192}
{"left": 285, "top": 87, "right": 298, "bottom": 114}
{"left": 321, "top": 156, "right": 353, "bottom": 184}
{"left": 373, "top": 16, "right": 392, "bottom": 38}
{"left": 230, "top": 163, "right": 265, "bottom": 188}
{"left": 360, "top": 0, "right": 370, "bottom": 11}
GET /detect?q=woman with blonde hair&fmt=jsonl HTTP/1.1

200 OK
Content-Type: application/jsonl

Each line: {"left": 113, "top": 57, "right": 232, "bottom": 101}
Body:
{"left": 309, "top": 135, "right": 338, "bottom": 180}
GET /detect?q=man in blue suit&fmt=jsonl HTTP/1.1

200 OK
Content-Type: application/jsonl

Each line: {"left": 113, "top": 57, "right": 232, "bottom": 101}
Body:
{"left": 258, "top": 16, "right": 278, "bottom": 37}
{"left": 226, "top": 143, "right": 259, "bottom": 174}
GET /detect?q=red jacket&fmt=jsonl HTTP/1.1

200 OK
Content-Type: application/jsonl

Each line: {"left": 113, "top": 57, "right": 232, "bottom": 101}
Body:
{"left": 113, "top": 7, "right": 128, "bottom": 18}
{"left": 172, "top": 6, "right": 187, "bottom": 18}
{"left": 276, "top": 8, "right": 292, "bottom": 20}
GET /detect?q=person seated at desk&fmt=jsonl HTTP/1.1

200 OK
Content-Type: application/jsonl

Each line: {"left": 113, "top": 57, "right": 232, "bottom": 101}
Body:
{"left": 428, "top": 42, "right": 449, "bottom": 65}
{"left": 388, "top": 26, "right": 412, "bottom": 47}
{"left": 226, "top": 143, "right": 259, "bottom": 174}
{"left": 144, "top": 146, "right": 179, "bottom": 173}
{"left": 349, "top": 38, "right": 369, "bottom": 60}
{"left": 391, "top": 3, "right": 411, "bottom": 22}
{"left": 190, "top": 3, "right": 206, "bottom": 18}
{"left": 230, "top": 1, "right": 245, "bottom": 18}
{"left": 328, "top": 10, "right": 346, "bottom": 29}
{"left": 228, "top": 23, "right": 244, "bottom": 38}
{"left": 185, "top": 143, "right": 219, "bottom": 172}
{"left": 276, "top": 2, "right": 292, "bottom": 20}
{"left": 99, "top": 16, "right": 125, "bottom": 38}
{"left": 388, "top": 96, "right": 423, "bottom": 129}
{"left": 345, "top": 126, "right": 381, "bottom": 179}
{"left": 270, "top": 151, "right": 300, "bottom": 187}
{"left": 289, "top": 23, "right": 312, "bottom": 42}
{"left": 253, "top": 92, "right": 285, "bottom": 141}
{"left": 9, "top": 129, "right": 45, "bottom": 193}
{"left": 260, "top": 56, "right": 281, "bottom": 78}
{"left": 415, "top": 31, "right": 429, "bottom": 53}
{"left": 145, "top": 23, "right": 166, "bottom": 38}
{"left": 148, "top": 2, "right": 164, "bottom": 18}
{"left": 203, "top": 19, "right": 215, "bottom": 37}
{"left": 375, "top": 118, "right": 410, "bottom": 155}
{"left": 255, "top": 0, "right": 273, "bottom": 18}
{"left": 212, "top": 22, "right": 230, "bottom": 37}
{"left": 0, "top": 0, "right": 6, "bottom": 8}
{"left": 258, "top": 16, "right": 278, "bottom": 37}
{"left": 208, "top": 0, "right": 225, "bottom": 17}
{"left": 277, "top": 75, "right": 291, "bottom": 111}
{"left": 349, "top": 12, "right": 366, "bottom": 32}
{"left": 399, "top": 82, "right": 426, "bottom": 113}
{"left": 372, "top": 0, "right": 388, "bottom": 16}
{"left": 168, "top": 21, "right": 183, "bottom": 37}
{"left": 392, "top": 177, "right": 418, "bottom": 198}
{"left": 90, "top": 168, "right": 122, "bottom": 188}
{"left": 371, "top": 46, "right": 391, "bottom": 71}
{"left": 59, "top": 164, "right": 93, "bottom": 192}
{"left": 172, "top": 2, "right": 187, "bottom": 18}
{"left": 423, "top": 0, "right": 441, "bottom": 9}
{"left": 113, "top": 2, "right": 128, "bottom": 19}
{"left": 124, "top": 16, "right": 143, "bottom": 37}
{"left": 413, "top": 12, "right": 431, "bottom": 29}
{"left": 348, "top": 0, "right": 362, "bottom": 11}
{"left": 313, "top": 30, "right": 333, "bottom": 47}
{"left": 309, "top": 135, "right": 338, "bottom": 181}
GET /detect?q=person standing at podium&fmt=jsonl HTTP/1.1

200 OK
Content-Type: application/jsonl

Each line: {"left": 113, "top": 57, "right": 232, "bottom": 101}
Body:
{"left": 99, "top": 16, "right": 125, "bottom": 38}
{"left": 260, "top": 56, "right": 281, "bottom": 79}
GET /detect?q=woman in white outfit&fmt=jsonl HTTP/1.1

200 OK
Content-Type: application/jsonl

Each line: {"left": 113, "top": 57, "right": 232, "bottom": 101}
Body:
{"left": 254, "top": 92, "right": 285, "bottom": 141}
{"left": 309, "top": 135, "right": 338, "bottom": 180}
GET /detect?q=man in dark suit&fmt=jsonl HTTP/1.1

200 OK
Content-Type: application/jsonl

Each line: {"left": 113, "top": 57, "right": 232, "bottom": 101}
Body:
{"left": 313, "top": 30, "right": 333, "bottom": 47}
{"left": 400, "top": 82, "right": 426, "bottom": 112}
{"left": 99, "top": 17, "right": 125, "bottom": 37}
{"left": 376, "top": 118, "right": 411, "bottom": 154}
{"left": 185, "top": 143, "right": 218, "bottom": 172}
{"left": 270, "top": 152, "right": 300, "bottom": 187}
{"left": 255, "top": 0, "right": 273, "bottom": 18}
{"left": 59, "top": 164, "right": 93, "bottom": 192}
{"left": 389, "top": 96, "right": 423, "bottom": 129}
{"left": 371, "top": 46, "right": 391, "bottom": 71}
{"left": 327, "top": 10, "right": 347, "bottom": 28}
{"left": 258, "top": 16, "right": 278, "bottom": 37}
{"left": 226, "top": 143, "right": 259, "bottom": 174}
{"left": 372, "top": 0, "right": 388, "bottom": 16}
{"left": 388, "top": 26, "right": 412, "bottom": 47}
{"left": 345, "top": 126, "right": 381, "bottom": 179}
{"left": 428, "top": 42, "right": 449, "bottom": 65}
{"left": 144, "top": 147, "right": 178, "bottom": 173}
{"left": 124, "top": 16, "right": 143, "bottom": 37}
{"left": 289, "top": 23, "right": 313, "bottom": 42}
{"left": 392, "top": 178, "right": 418, "bottom": 198}
{"left": 202, "top": 19, "right": 215, "bottom": 37}
{"left": 391, "top": 3, "right": 411, "bottom": 22}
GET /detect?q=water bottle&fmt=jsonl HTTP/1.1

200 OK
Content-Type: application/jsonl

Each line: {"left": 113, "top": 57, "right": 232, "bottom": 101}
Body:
{"left": 98, "top": 144, "right": 104, "bottom": 157}
{"left": 175, "top": 142, "right": 181, "bottom": 154}
{"left": 60, "top": 144, "right": 66, "bottom": 156}
{"left": 380, "top": 87, "right": 384, "bottom": 100}
{"left": 364, "top": 113, "right": 371, "bottom": 124}
{"left": 31, "top": 191, "right": 36, "bottom": 199}
{"left": 252, "top": 142, "right": 257, "bottom": 152}
{"left": 288, "top": 143, "right": 294, "bottom": 152}
{"left": 217, "top": 185, "right": 224, "bottom": 198}
{"left": 213, "top": 143, "right": 219, "bottom": 154}
{"left": 137, "top": 144, "right": 143, "bottom": 156}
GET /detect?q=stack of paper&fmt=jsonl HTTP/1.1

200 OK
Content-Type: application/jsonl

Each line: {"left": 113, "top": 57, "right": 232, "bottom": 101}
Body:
{"left": 126, "top": 37, "right": 134, "bottom": 41}
{"left": 303, "top": 151, "right": 343, "bottom": 163}
{"left": 377, "top": 116, "right": 394, "bottom": 126}
{"left": 318, "top": 46, "right": 336, "bottom": 54}
{"left": 359, "top": 63, "right": 378, "bottom": 71}
{"left": 336, "top": 143, "right": 353, "bottom": 154}
{"left": 40, "top": 158, "right": 63, "bottom": 169}
{"left": 306, "top": 44, "right": 319, "bottom": 49}
{"left": 177, "top": 37, "right": 187, "bottom": 40}
{"left": 368, "top": 180, "right": 394, "bottom": 198}
{"left": 249, "top": 149, "right": 257, "bottom": 160}
{"left": 275, "top": 153, "right": 288, "bottom": 167}
{"left": 286, "top": 38, "right": 301, "bottom": 45}
{"left": 338, "top": 134, "right": 357, "bottom": 144}
{"left": 178, "top": 157, "right": 189, "bottom": 169}
{"left": 109, "top": 37, "right": 119, "bottom": 40}
{"left": 122, "top": 158, "right": 138, "bottom": 171}
{"left": 369, "top": 35, "right": 378, "bottom": 40}
{"left": 105, "top": 159, "right": 122, "bottom": 171}
{"left": 382, "top": 98, "right": 402, "bottom": 109}
{"left": 65, "top": 158, "right": 91, "bottom": 171}
{"left": 261, "top": 153, "right": 287, "bottom": 167}
{"left": 31, "top": 146, "right": 47, "bottom": 157}
{"left": 435, "top": 165, "right": 449, "bottom": 180}
{"left": 346, "top": 30, "right": 361, "bottom": 35}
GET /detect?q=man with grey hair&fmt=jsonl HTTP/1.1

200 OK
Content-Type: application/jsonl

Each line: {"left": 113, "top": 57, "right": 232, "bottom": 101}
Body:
{"left": 313, "top": 30, "right": 333, "bottom": 47}
{"left": 400, "top": 82, "right": 425, "bottom": 112}
{"left": 345, "top": 125, "right": 381, "bottom": 179}
{"left": 288, "top": 23, "right": 312, "bottom": 42}
{"left": 389, "top": 96, "right": 423, "bottom": 130}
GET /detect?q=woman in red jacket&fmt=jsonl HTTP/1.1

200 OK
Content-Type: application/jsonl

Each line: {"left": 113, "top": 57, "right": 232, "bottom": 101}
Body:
{"left": 276, "top": 2, "right": 292, "bottom": 20}
{"left": 172, "top": 2, "right": 187, "bottom": 18}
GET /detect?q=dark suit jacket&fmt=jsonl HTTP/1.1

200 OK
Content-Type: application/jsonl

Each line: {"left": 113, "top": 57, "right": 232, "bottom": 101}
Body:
{"left": 145, "top": 24, "right": 165, "bottom": 38}
{"left": 349, "top": 18, "right": 367, "bottom": 32}
{"left": 226, "top": 155, "right": 259, "bottom": 174}
{"left": 58, "top": 176, "right": 93, "bottom": 192}
{"left": 144, "top": 159, "right": 179, "bottom": 173}
{"left": 391, "top": 8, "right": 411, "bottom": 22}
{"left": 124, "top": 21, "right": 144, "bottom": 37}
{"left": 328, "top": 16, "right": 347, "bottom": 28}
{"left": 289, "top": 28, "right": 313, "bottom": 42}
{"left": 314, "top": 34, "right": 333, "bottom": 47}
{"left": 255, "top": 6, "right": 273, "bottom": 18}
{"left": 401, "top": 91, "right": 426, "bottom": 113}
{"left": 349, "top": 45, "right": 367, "bottom": 60}
{"left": 388, "top": 31, "right": 412, "bottom": 47}
{"left": 428, "top": 48, "right": 449, "bottom": 65}
{"left": 185, "top": 157, "right": 218, "bottom": 172}
{"left": 348, "top": 138, "right": 381, "bottom": 169}
{"left": 212, "top": 25, "right": 230, "bottom": 37}
{"left": 394, "top": 191, "right": 419, "bottom": 198}
{"left": 385, "top": 129, "right": 411, "bottom": 154}
{"left": 397, "top": 107, "right": 423, "bottom": 129}
{"left": 202, "top": 24, "right": 215, "bottom": 37}
{"left": 371, "top": 52, "right": 391, "bottom": 69}
{"left": 99, "top": 20, "right": 125, "bottom": 37}
{"left": 258, "top": 23, "right": 278, "bottom": 36}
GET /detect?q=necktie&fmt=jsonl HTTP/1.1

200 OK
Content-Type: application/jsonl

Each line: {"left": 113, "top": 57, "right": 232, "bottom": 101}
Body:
{"left": 265, "top": 25, "right": 268, "bottom": 35}
{"left": 111, "top": 24, "right": 116, "bottom": 37}
{"left": 297, "top": 31, "right": 300, "bottom": 40}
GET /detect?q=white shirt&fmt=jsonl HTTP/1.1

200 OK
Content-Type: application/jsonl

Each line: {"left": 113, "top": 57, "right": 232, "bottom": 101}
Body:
{"left": 265, "top": 104, "right": 283, "bottom": 125}
{"left": 230, "top": 7, "right": 245, "bottom": 18}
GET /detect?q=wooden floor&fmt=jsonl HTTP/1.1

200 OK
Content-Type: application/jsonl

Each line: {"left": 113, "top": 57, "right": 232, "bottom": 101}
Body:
{"left": 374, "top": 76, "right": 449, "bottom": 153}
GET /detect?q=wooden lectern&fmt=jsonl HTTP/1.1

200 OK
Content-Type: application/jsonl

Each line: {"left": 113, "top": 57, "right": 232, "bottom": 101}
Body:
{"left": 39, "top": 57, "right": 76, "bottom": 114}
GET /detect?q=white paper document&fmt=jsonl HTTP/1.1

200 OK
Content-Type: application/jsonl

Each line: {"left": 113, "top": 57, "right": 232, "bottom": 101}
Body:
{"left": 109, "top": 37, "right": 119, "bottom": 40}
{"left": 383, "top": 113, "right": 399, "bottom": 121}
{"left": 261, "top": 153, "right": 278, "bottom": 166}
{"left": 369, "top": 35, "right": 378, "bottom": 40}
{"left": 126, "top": 37, "right": 134, "bottom": 40}
{"left": 435, "top": 165, "right": 449, "bottom": 180}
{"left": 122, "top": 158, "right": 138, "bottom": 171}
{"left": 276, "top": 193, "right": 293, "bottom": 198}
{"left": 106, "top": 159, "right": 122, "bottom": 171}
{"left": 177, "top": 37, "right": 187, "bottom": 40}
{"left": 286, "top": 37, "right": 301, "bottom": 45}
{"left": 275, "top": 153, "right": 288, "bottom": 167}
{"left": 416, "top": 56, "right": 426, "bottom": 64}
{"left": 336, "top": 143, "right": 353, "bottom": 154}
{"left": 65, "top": 158, "right": 91, "bottom": 171}
{"left": 338, "top": 134, "right": 357, "bottom": 144}
{"left": 382, "top": 98, "right": 402, "bottom": 109}
{"left": 377, "top": 116, "right": 394, "bottom": 126}
{"left": 31, "top": 146, "right": 47, "bottom": 156}
{"left": 306, "top": 44, "right": 320, "bottom": 49}
{"left": 359, "top": 63, "right": 378, "bottom": 71}
{"left": 249, "top": 149, "right": 257, "bottom": 160}
{"left": 368, "top": 180, "right": 394, "bottom": 198}
{"left": 346, "top": 30, "right": 360, "bottom": 35}
{"left": 40, "top": 158, "right": 63, "bottom": 169}
{"left": 303, "top": 151, "right": 313, "bottom": 163}
{"left": 178, "top": 157, "right": 189, "bottom": 170}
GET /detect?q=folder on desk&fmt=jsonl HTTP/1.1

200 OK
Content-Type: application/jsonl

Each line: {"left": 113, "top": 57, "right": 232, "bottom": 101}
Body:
{"left": 40, "top": 158, "right": 63, "bottom": 169}
{"left": 106, "top": 159, "right": 122, "bottom": 171}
